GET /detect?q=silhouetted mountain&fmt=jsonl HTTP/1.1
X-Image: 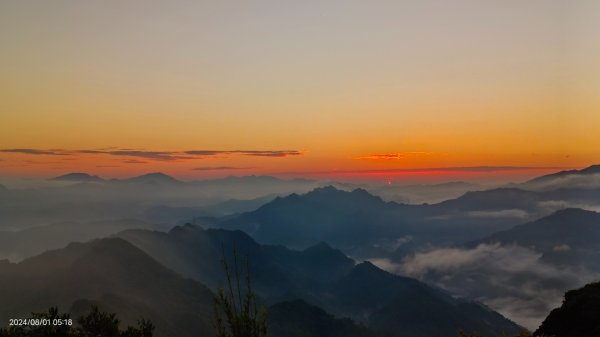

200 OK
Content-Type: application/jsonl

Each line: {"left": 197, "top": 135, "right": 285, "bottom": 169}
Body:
{"left": 114, "top": 224, "right": 355, "bottom": 297}
{"left": 143, "top": 195, "right": 275, "bottom": 223}
{"left": 317, "top": 262, "right": 521, "bottom": 337}
{"left": 0, "top": 219, "right": 163, "bottom": 261}
{"left": 534, "top": 281, "right": 600, "bottom": 337}
{"left": 188, "top": 175, "right": 324, "bottom": 200}
{"left": 218, "top": 186, "right": 424, "bottom": 251}
{"left": 51, "top": 172, "right": 104, "bottom": 182}
{"left": 217, "top": 186, "right": 582, "bottom": 256}
{"left": 0, "top": 238, "right": 215, "bottom": 337}
{"left": 116, "top": 172, "right": 183, "bottom": 185}
{"left": 522, "top": 165, "right": 600, "bottom": 190}
{"left": 471, "top": 208, "right": 600, "bottom": 270}
{"left": 527, "top": 165, "right": 600, "bottom": 184}
{"left": 114, "top": 225, "right": 522, "bottom": 337}
{"left": 433, "top": 188, "right": 541, "bottom": 212}
{"left": 268, "top": 300, "right": 380, "bottom": 337}
{"left": 368, "top": 181, "right": 483, "bottom": 204}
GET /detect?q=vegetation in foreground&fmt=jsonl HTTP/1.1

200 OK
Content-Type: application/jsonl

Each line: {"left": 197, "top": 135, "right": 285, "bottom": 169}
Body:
{"left": 0, "top": 306, "right": 153, "bottom": 337}
{"left": 213, "top": 248, "right": 268, "bottom": 337}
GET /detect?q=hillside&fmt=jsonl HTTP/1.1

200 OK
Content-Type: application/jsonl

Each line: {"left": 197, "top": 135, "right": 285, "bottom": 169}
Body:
{"left": 0, "top": 238, "right": 215, "bottom": 337}
{"left": 115, "top": 225, "right": 522, "bottom": 337}
{"left": 534, "top": 281, "right": 600, "bottom": 337}
{"left": 471, "top": 208, "right": 600, "bottom": 271}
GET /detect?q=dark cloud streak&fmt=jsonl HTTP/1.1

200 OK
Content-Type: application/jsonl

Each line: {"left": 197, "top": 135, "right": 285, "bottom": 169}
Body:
{"left": 0, "top": 148, "right": 70, "bottom": 156}
{"left": 192, "top": 166, "right": 255, "bottom": 171}
{"left": 1, "top": 148, "right": 303, "bottom": 161}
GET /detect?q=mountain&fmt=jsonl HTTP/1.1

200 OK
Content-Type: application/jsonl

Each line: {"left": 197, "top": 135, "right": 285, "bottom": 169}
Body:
{"left": 368, "top": 181, "right": 482, "bottom": 204}
{"left": 142, "top": 195, "right": 275, "bottom": 223}
{"left": 116, "top": 172, "right": 183, "bottom": 185}
{"left": 522, "top": 165, "right": 600, "bottom": 190}
{"left": 114, "top": 225, "right": 522, "bottom": 337}
{"left": 527, "top": 165, "right": 600, "bottom": 184}
{"left": 319, "top": 262, "right": 521, "bottom": 337}
{"left": 216, "top": 186, "right": 588, "bottom": 256}
{"left": 114, "top": 224, "right": 356, "bottom": 297}
{"left": 217, "top": 186, "right": 424, "bottom": 251}
{"left": 534, "top": 281, "right": 600, "bottom": 337}
{"left": 0, "top": 174, "right": 319, "bottom": 231}
{"left": 51, "top": 172, "right": 104, "bottom": 182}
{"left": 0, "top": 238, "right": 215, "bottom": 337}
{"left": 0, "top": 219, "right": 164, "bottom": 262}
{"left": 471, "top": 208, "right": 600, "bottom": 270}
{"left": 268, "top": 300, "right": 380, "bottom": 337}
{"left": 189, "top": 175, "right": 324, "bottom": 200}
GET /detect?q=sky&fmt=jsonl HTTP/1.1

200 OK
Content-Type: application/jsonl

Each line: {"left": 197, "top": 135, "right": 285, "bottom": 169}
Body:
{"left": 1, "top": 0, "right": 599, "bottom": 182}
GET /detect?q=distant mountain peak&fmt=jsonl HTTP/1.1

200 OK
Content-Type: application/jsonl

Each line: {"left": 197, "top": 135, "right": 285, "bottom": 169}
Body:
{"left": 552, "top": 207, "right": 598, "bottom": 217}
{"left": 527, "top": 164, "right": 600, "bottom": 185}
{"left": 123, "top": 172, "right": 182, "bottom": 184}
{"left": 51, "top": 172, "right": 104, "bottom": 182}
{"left": 169, "top": 223, "right": 204, "bottom": 235}
{"left": 309, "top": 185, "right": 341, "bottom": 194}
{"left": 351, "top": 187, "right": 371, "bottom": 195}
{"left": 304, "top": 241, "right": 333, "bottom": 252}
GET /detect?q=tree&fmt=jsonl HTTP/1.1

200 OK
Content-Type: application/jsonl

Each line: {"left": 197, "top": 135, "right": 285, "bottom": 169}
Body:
{"left": 0, "top": 307, "right": 154, "bottom": 337}
{"left": 457, "top": 330, "right": 534, "bottom": 337}
{"left": 213, "top": 247, "right": 268, "bottom": 337}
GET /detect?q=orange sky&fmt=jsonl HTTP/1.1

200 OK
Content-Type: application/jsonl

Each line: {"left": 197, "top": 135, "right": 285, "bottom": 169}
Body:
{"left": 1, "top": 1, "right": 598, "bottom": 182}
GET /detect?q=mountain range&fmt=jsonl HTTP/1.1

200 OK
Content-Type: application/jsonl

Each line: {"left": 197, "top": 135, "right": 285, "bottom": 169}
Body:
{"left": 0, "top": 224, "right": 523, "bottom": 337}
{"left": 521, "top": 165, "right": 600, "bottom": 190}
{"left": 113, "top": 223, "right": 522, "bottom": 337}
{"left": 215, "top": 183, "right": 600, "bottom": 259}
{"left": 471, "top": 208, "right": 600, "bottom": 272}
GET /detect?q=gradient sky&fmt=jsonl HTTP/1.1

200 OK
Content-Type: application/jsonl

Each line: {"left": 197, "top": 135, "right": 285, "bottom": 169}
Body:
{"left": 1, "top": 0, "right": 599, "bottom": 181}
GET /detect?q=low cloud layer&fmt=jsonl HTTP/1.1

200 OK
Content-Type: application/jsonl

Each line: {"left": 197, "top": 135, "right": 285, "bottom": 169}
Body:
{"left": 371, "top": 243, "right": 599, "bottom": 330}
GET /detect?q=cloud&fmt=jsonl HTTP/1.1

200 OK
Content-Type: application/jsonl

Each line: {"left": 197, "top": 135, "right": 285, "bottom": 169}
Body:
{"left": 183, "top": 150, "right": 225, "bottom": 156}
{"left": 239, "top": 150, "right": 303, "bottom": 157}
{"left": 552, "top": 244, "right": 571, "bottom": 252}
{"left": 354, "top": 152, "right": 432, "bottom": 160}
{"left": 373, "top": 236, "right": 414, "bottom": 251}
{"left": 78, "top": 150, "right": 190, "bottom": 161}
{"left": 467, "top": 209, "right": 530, "bottom": 219}
{"left": 371, "top": 243, "right": 600, "bottom": 330}
{"left": 192, "top": 166, "right": 255, "bottom": 171}
{"left": 0, "top": 148, "right": 70, "bottom": 156}
{"left": 106, "top": 150, "right": 190, "bottom": 161}
{"left": 185, "top": 150, "right": 303, "bottom": 157}
{"left": 122, "top": 159, "right": 147, "bottom": 164}
{"left": 1, "top": 148, "right": 304, "bottom": 162}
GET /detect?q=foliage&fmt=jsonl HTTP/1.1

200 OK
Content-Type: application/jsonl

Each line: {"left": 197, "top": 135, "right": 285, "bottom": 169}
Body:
{"left": 458, "top": 330, "right": 533, "bottom": 337}
{"left": 534, "top": 281, "right": 600, "bottom": 337}
{"left": 213, "top": 247, "right": 268, "bottom": 337}
{"left": 0, "top": 306, "right": 154, "bottom": 337}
